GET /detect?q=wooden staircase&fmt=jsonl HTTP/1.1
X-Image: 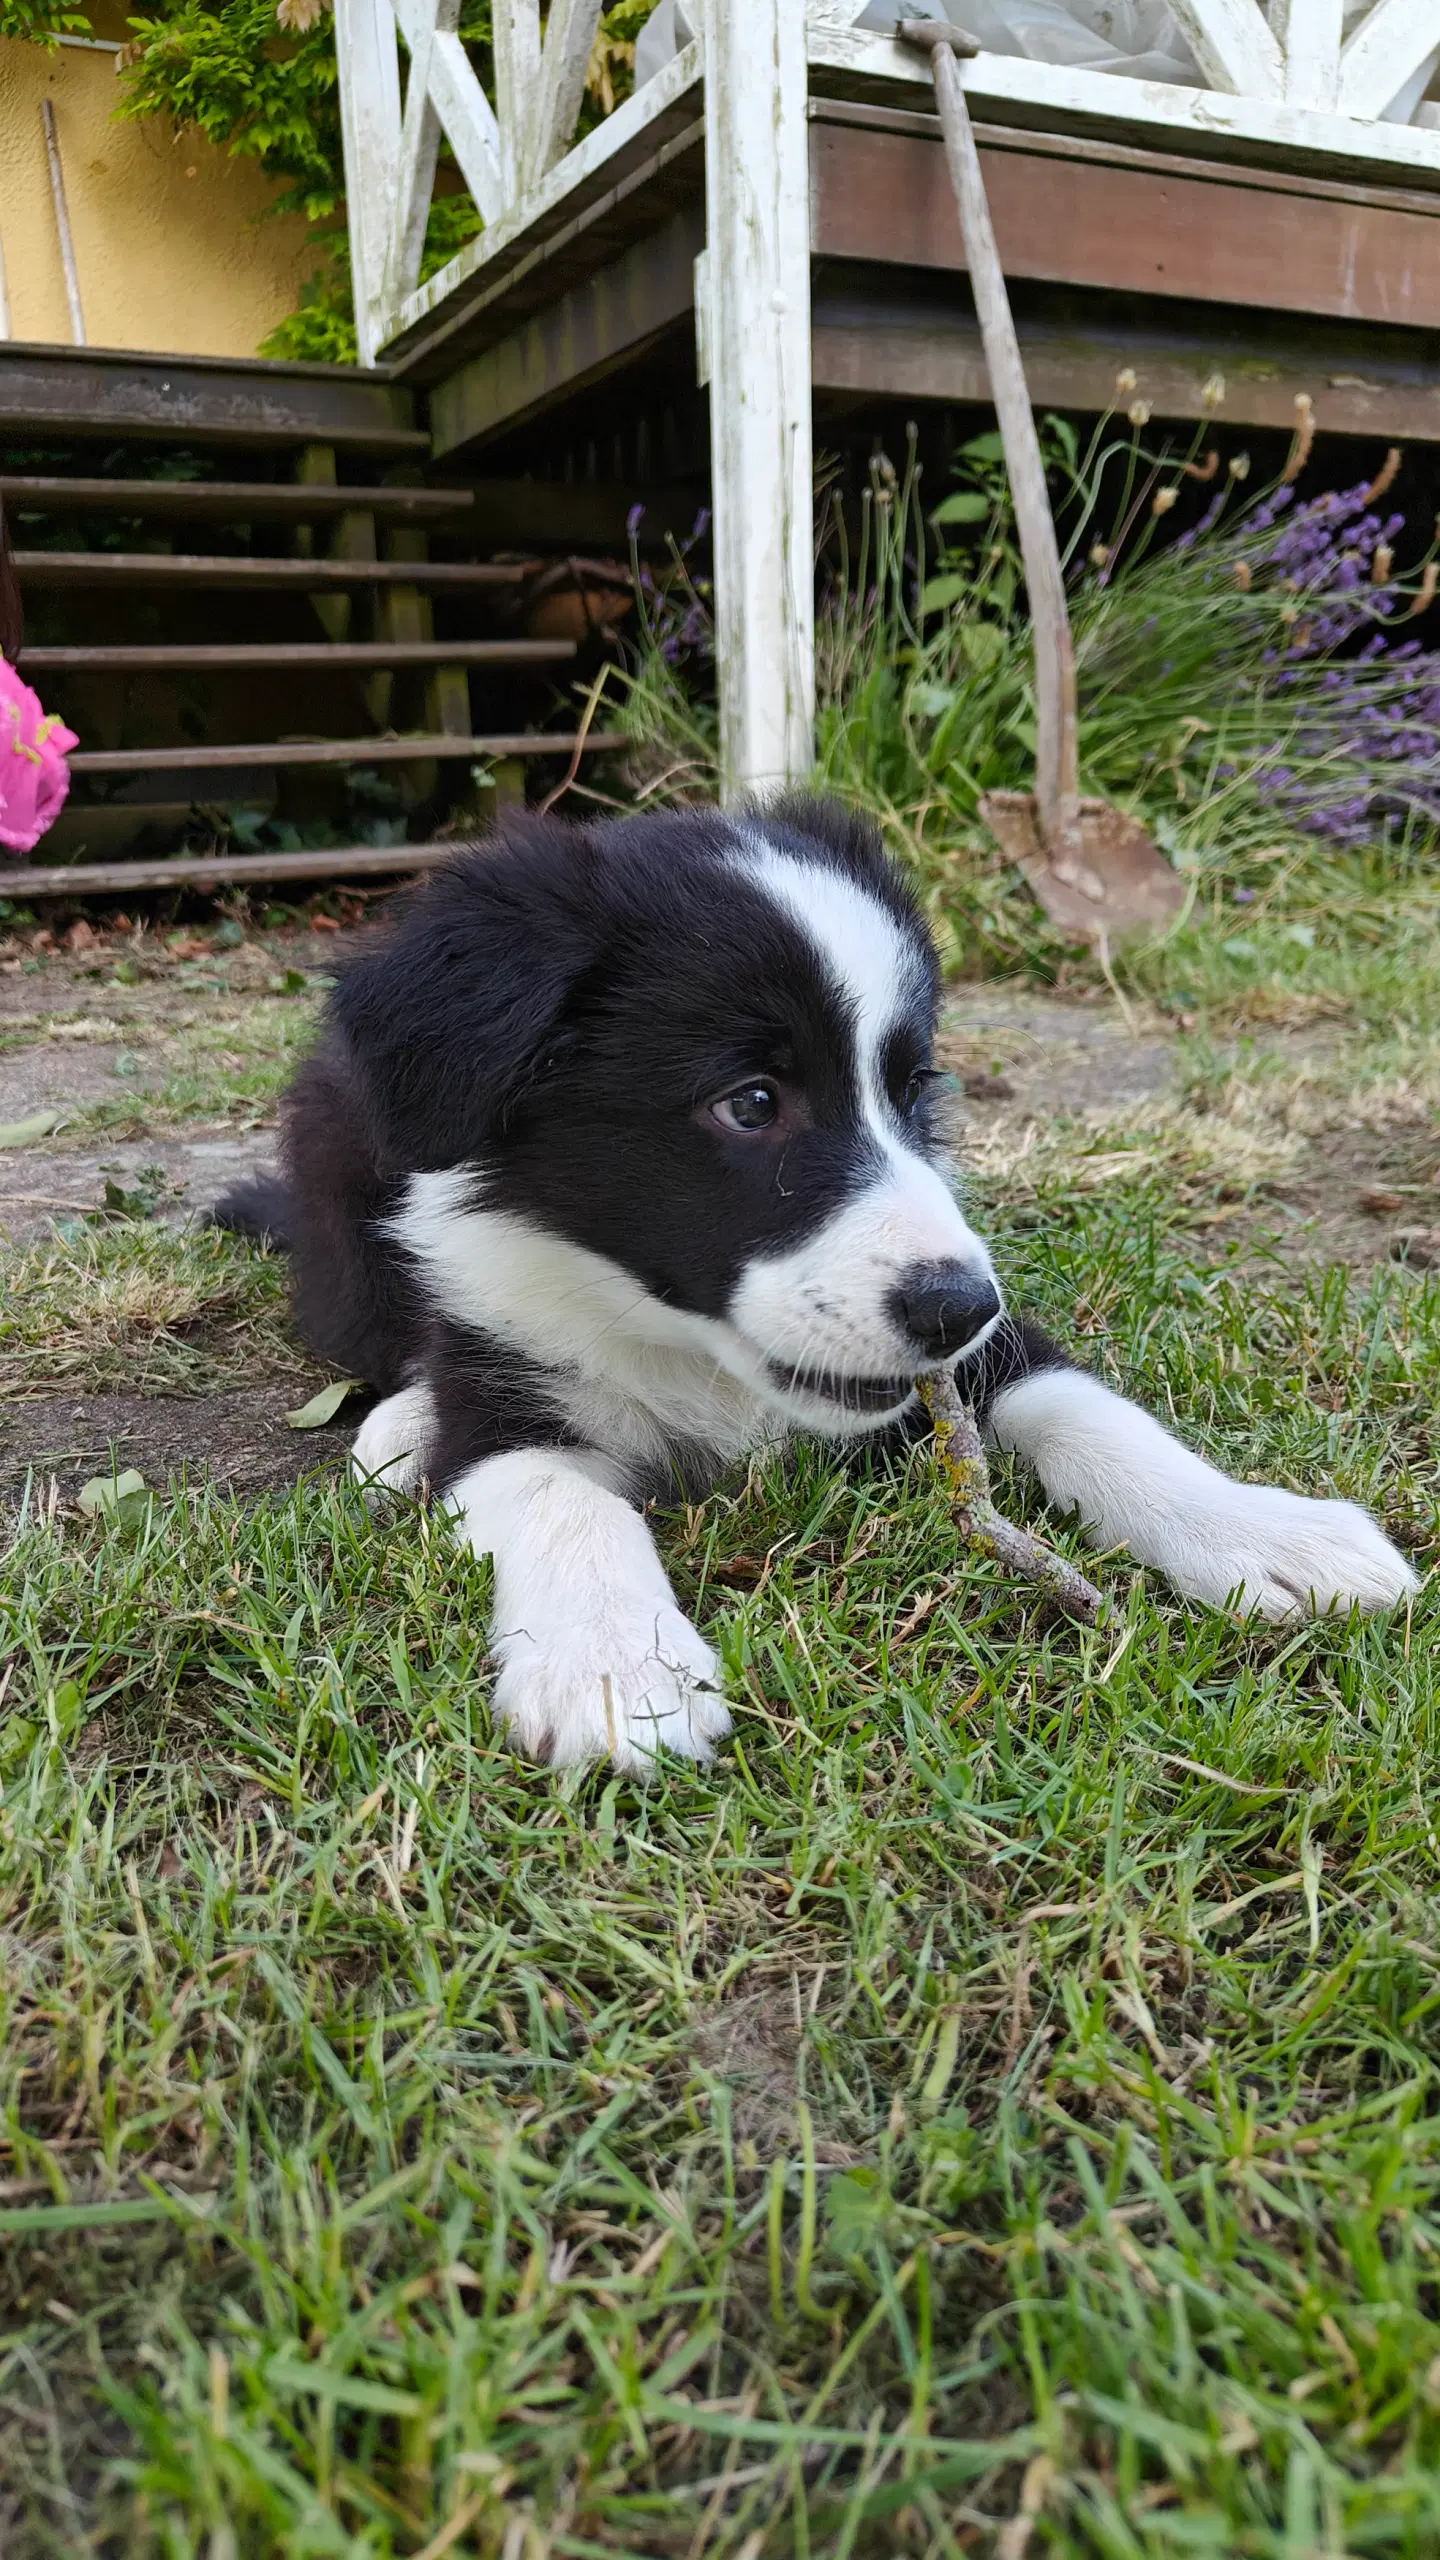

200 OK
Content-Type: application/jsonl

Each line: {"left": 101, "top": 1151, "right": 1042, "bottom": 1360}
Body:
{"left": 0, "top": 343, "right": 625, "bottom": 897}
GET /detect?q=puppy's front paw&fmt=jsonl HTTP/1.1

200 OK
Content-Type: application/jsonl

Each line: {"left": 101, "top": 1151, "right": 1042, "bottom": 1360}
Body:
{"left": 351, "top": 1383, "right": 435, "bottom": 1496}
{"left": 1161, "top": 1483, "right": 1418, "bottom": 1622}
{"left": 492, "top": 1603, "right": 730, "bottom": 1774}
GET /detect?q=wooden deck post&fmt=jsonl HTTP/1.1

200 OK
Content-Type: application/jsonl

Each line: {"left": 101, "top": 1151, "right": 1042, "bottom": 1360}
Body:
{"left": 335, "top": 0, "right": 403, "bottom": 367}
{"left": 702, "top": 0, "right": 815, "bottom": 802}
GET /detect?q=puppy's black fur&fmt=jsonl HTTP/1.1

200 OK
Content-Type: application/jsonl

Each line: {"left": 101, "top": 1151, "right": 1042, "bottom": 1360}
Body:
{"left": 218, "top": 796, "right": 1068, "bottom": 1487}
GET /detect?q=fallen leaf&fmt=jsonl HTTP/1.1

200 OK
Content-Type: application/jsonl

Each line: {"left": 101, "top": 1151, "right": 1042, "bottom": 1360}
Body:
{"left": 1360, "top": 1189, "right": 1404, "bottom": 1214}
{"left": 78, "top": 1468, "right": 149, "bottom": 1517}
{"left": 285, "top": 1379, "right": 362, "bottom": 1429}
{"left": 0, "top": 1108, "right": 66, "bottom": 1148}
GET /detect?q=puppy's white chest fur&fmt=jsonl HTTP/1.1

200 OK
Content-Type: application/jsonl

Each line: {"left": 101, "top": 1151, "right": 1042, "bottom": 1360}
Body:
{"left": 386, "top": 1166, "right": 787, "bottom": 1479}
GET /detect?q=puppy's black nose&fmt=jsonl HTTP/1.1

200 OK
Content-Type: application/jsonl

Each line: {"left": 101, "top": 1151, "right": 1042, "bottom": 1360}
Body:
{"left": 889, "top": 1261, "right": 1001, "bottom": 1358}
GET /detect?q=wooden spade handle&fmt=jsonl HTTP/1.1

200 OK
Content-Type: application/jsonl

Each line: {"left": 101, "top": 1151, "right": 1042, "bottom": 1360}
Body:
{"left": 898, "top": 20, "right": 1082, "bottom": 860}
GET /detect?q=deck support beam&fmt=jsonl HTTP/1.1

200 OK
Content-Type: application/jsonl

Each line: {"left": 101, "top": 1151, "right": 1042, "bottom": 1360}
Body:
{"left": 335, "top": 0, "right": 402, "bottom": 367}
{"left": 702, "top": 0, "right": 814, "bottom": 802}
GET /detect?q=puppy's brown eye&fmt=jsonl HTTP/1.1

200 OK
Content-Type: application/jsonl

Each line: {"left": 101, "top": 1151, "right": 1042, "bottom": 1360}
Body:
{"left": 898, "top": 1067, "right": 940, "bottom": 1116}
{"left": 712, "top": 1083, "right": 779, "bottom": 1133}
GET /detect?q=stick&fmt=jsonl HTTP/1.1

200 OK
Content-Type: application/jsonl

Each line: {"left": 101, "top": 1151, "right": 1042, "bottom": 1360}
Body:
{"left": 897, "top": 19, "right": 1082, "bottom": 871}
{"left": 918, "top": 1367, "right": 1105, "bottom": 1625}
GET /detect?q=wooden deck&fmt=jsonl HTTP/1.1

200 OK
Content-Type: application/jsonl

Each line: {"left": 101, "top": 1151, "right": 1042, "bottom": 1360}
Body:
{"left": 324, "top": 0, "right": 1440, "bottom": 791}
{"left": 403, "top": 94, "right": 1440, "bottom": 463}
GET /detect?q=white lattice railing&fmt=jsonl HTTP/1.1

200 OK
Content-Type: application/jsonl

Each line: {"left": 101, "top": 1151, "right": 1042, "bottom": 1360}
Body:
{"left": 336, "top": 0, "right": 609, "bottom": 364}
{"left": 338, "top": 0, "right": 1440, "bottom": 369}
{"left": 334, "top": 0, "right": 1440, "bottom": 793}
{"left": 818, "top": 0, "right": 1440, "bottom": 167}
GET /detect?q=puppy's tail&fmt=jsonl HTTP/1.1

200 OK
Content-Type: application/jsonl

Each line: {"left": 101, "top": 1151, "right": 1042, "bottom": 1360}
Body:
{"left": 211, "top": 1170, "right": 293, "bottom": 1252}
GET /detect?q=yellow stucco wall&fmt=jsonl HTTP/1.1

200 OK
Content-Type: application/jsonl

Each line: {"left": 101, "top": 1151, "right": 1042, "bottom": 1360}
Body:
{"left": 0, "top": 15, "right": 321, "bottom": 358}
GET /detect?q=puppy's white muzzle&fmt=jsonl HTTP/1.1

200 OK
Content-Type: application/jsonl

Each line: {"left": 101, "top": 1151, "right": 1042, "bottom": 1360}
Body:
{"left": 728, "top": 1153, "right": 1001, "bottom": 1422}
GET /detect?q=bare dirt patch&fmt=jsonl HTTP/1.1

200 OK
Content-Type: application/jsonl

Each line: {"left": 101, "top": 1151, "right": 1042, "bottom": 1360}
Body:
{"left": 0, "top": 1382, "right": 361, "bottom": 1505}
{"left": 0, "top": 919, "right": 358, "bottom": 1241}
{"left": 939, "top": 983, "right": 1440, "bottom": 1268}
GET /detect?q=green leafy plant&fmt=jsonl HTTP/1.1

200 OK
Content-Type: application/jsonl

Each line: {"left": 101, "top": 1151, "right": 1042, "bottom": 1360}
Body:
{"left": 0, "top": 0, "right": 91, "bottom": 38}
{"left": 108, "top": 0, "right": 657, "bottom": 361}
{"left": 619, "top": 406, "right": 1440, "bottom": 971}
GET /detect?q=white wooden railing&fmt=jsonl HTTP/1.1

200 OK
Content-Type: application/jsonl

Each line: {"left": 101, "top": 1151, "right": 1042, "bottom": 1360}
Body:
{"left": 335, "top": 0, "right": 1440, "bottom": 794}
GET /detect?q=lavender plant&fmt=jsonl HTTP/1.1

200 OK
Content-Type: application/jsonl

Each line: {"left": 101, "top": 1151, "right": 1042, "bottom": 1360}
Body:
{"left": 622, "top": 406, "right": 1440, "bottom": 851}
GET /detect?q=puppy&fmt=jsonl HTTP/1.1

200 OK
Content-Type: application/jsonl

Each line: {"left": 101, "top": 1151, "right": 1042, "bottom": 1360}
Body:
{"left": 217, "top": 797, "right": 1416, "bottom": 1773}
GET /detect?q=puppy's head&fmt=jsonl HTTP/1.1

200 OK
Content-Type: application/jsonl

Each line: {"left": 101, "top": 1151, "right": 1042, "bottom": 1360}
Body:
{"left": 338, "top": 797, "right": 1000, "bottom": 1433}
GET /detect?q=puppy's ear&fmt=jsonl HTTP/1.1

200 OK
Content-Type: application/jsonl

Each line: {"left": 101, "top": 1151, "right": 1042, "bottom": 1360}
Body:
{"left": 330, "top": 819, "right": 601, "bottom": 1168}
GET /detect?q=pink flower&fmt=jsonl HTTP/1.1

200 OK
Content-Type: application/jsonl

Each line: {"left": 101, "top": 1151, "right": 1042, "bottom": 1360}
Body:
{"left": 0, "top": 658, "right": 76, "bottom": 854}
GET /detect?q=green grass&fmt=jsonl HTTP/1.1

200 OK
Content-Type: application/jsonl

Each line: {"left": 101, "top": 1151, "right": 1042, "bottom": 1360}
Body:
{"left": 2, "top": 1114, "right": 1438, "bottom": 2553}
{"left": 0, "top": 1219, "right": 301, "bottom": 1402}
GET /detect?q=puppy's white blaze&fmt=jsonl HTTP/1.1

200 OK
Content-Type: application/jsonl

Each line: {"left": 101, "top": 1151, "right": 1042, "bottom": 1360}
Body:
{"left": 728, "top": 1144, "right": 999, "bottom": 1378}
{"left": 734, "top": 830, "right": 929, "bottom": 1159}
{"left": 727, "top": 831, "right": 999, "bottom": 1380}
{"left": 992, "top": 1367, "right": 1419, "bottom": 1620}
{"left": 447, "top": 1446, "right": 730, "bottom": 1772}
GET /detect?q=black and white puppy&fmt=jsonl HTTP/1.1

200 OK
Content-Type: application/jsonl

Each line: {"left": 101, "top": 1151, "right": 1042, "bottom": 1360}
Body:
{"left": 217, "top": 797, "right": 1416, "bottom": 1773}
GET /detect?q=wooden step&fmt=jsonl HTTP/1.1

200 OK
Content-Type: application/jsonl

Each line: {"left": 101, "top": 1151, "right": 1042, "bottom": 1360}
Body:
{"left": 70, "top": 729, "right": 625, "bottom": 773}
{"left": 0, "top": 342, "right": 426, "bottom": 453}
{"left": 0, "top": 476, "right": 475, "bottom": 522}
{"left": 24, "top": 639, "right": 576, "bottom": 671}
{"left": 15, "top": 551, "right": 527, "bottom": 590}
{"left": 1, "top": 842, "right": 461, "bottom": 897}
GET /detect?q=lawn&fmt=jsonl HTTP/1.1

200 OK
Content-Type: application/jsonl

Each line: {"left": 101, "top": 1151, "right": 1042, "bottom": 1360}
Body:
{"left": 1, "top": 849, "right": 1439, "bottom": 2557}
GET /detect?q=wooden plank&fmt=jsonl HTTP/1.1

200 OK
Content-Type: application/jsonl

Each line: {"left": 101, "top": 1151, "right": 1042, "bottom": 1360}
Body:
{"left": 429, "top": 209, "right": 702, "bottom": 457}
{"left": 532, "top": 0, "right": 604, "bottom": 181}
{"left": 805, "top": 23, "right": 1440, "bottom": 185}
{"left": 811, "top": 97, "right": 1440, "bottom": 218}
{"left": 809, "top": 275, "right": 1440, "bottom": 440}
{"left": 0, "top": 476, "right": 474, "bottom": 520}
{"left": 22, "top": 640, "right": 576, "bottom": 670}
{"left": 705, "top": 0, "right": 813, "bottom": 797}
{"left": 1339, "top": 0, "right": 1440, "bottom": 119}
{"left": 0, "top": 342, "right": 423, "bottom": 450}
{"left": 391, "top": 114, "right": 705, "bottom": 383}
{"left": 335, "top": 0, "right": 402, "bottom": 366}
{"left": 386, "top": 41, "right": 703, "bottom": 368}
{"left": 14, "top": 552, "right": 527, "bottom": 589}
{"left": 1273, "top": 0, "right": 1343, "bottom": 110}
{"left": 393, "top": 0, "right": 503, "bottom": 225}
{"left": 69, "top": 731, "right": 624, "bottom": 773}
{"left": 388, "top": 0, "right": 454, "bottom": 311}
{"left": 1165, "top": 0, "right": 1282, "bottom": 97}
{"left": 493, "top": 0, "right": 543, "bottom": 200}
{"left": 5, "top": 843, "right": 463, "bottom": 897}
{"left": 810, "top": 114, "right": 1440, "bottom": 329}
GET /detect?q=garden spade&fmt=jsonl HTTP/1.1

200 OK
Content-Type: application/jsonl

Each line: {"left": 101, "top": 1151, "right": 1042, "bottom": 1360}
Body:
{"left": 896, "top": 13, "right": 1185, "bottom": 950}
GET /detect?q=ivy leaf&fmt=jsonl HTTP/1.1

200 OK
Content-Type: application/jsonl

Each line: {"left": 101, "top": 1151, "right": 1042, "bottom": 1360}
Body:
{"left": 78, "top": 1469, "right": 151, "bottom": 1530}
{"left": 929, "top": 492, "right": 989, "bottom": 526}
{"left": 285, "top": 1378, "right": 361, "bottom": 1429}
{"left": 918, "top": 573, "right": 968, "bottom": 616}
{"left": 0, "top": 1108, "right": 65, "bottom": 1148}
